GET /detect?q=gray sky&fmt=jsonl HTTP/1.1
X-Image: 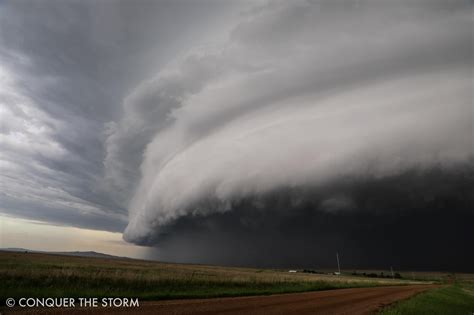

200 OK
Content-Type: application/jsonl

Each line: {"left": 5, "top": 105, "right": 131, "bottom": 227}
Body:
{"left": 0, "top": 0, "right": 245, "bottom": 233}
{"left": 0, "top": 0, "right": 472, "bottom": 268}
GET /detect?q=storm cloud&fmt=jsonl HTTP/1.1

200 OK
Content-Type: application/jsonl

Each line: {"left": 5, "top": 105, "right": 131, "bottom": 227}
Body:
{"left": 145, "top": 166, "right": 474, "bottom": 271}
{"left": 117, "top": 1, "right": 472, "bottom": 244}
{"left": 1, "top": 0, "right": 472, "bottom": 270}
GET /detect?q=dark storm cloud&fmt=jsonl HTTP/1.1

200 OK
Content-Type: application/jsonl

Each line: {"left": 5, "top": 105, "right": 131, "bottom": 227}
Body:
{"left": 116, "top": 1, "right": 472, "bottom": 271}
{"left": 121, "top": 0, "right": 472, "bottom": 244}
{"left": 146, "top": 165, "right": 474, "bottom": 271}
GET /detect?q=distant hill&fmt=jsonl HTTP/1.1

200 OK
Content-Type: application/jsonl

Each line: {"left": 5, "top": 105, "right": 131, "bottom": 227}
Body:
{"left": 0, "top": 248, "right": 130, "bottom": 260}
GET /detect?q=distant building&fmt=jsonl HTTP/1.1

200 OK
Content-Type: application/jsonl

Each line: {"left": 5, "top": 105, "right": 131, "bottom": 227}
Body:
{"left": 288, "top": 270, "right": 297, "bottom": 273}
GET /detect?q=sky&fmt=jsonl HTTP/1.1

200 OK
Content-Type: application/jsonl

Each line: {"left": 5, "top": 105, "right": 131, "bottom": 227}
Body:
{"left": 0, "top": 0, "right": 472, "bottom": 271}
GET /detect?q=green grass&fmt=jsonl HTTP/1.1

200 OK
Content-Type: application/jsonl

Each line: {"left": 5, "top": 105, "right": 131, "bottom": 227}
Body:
{"left": 381, "top": 282, "right": 474, "bottom": 315}
{"left": 0, "top": 252, "right": 411, "bottom": 303}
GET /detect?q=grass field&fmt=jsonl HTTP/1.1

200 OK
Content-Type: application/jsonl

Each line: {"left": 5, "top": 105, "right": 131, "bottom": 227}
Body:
{"left": 381, "top": 281, "right": 474, "bottom": 315}
{"left": 351, "top": 270, "right": 474, "bottom": 283}
{"left": 0, "top": 252, "right": 416, "bottom": 302}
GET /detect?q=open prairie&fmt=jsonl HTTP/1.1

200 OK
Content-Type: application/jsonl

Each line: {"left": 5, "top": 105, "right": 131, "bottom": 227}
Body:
{"left": 0, "top": 251, "right": 419, "bottom": 302}
{"left": 3, "top": 252, "right": 473, "bottom": 314}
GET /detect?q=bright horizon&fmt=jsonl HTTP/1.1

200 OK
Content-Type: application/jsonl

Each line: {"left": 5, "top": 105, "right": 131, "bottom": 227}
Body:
{"left": 0, "top": 215, "right": 148, "bottom": 260}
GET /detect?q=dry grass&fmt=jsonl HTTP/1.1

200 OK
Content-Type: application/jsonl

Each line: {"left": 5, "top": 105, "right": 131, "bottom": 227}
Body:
{"left": 0, "top": 251, "right": 419, "bottom": 302}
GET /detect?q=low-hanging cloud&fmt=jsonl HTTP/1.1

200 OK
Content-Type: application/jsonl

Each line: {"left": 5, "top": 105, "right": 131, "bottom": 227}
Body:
{"left": 108, "top": 0, "right": 473, "bottom": 246}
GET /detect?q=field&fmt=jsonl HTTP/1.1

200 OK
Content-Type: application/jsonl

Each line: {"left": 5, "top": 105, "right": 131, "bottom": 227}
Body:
{"left": 0, "top": 251, "right": 417, "bottom": 302}
{"left": 343, "top": 269, "right": 474, "bottom": 283}
{"left": 381, "top": 282, "right": 474, "bottom": 314}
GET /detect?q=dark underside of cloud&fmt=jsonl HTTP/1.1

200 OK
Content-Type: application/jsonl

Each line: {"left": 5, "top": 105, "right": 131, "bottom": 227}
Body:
{"left": 146, "top": 165, "right": 474, "bottom": 272}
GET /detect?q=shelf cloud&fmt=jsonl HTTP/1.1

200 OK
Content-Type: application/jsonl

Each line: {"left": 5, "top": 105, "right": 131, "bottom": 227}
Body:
{"left": 109, "top": 1, "right": 472, "bottom": 251}
{"left": 1, "top": 0, "right": 472, "bottom": 269}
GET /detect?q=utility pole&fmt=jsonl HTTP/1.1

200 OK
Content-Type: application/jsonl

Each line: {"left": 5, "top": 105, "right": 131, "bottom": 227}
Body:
{"left": 390, "top": 266, "right": 394, "bottom": 280}
{"left": 336, "top": 252, "right": 341, "bottom": 275}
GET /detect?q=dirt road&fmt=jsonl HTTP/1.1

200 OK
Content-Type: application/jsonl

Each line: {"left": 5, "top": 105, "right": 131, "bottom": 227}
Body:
{"left": 4, "top": 284, "right": 438, "bottom": 315}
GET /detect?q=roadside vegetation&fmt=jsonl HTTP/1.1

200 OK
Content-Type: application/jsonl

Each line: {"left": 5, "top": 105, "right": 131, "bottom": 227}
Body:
{"left": 381, "top": 282, "right": 474, "bottom": 315}
{"left": 0, "top": 252, "right": 413, "bottom": 302}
